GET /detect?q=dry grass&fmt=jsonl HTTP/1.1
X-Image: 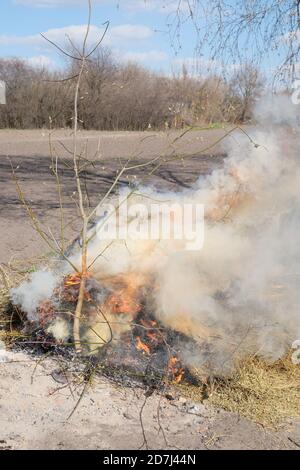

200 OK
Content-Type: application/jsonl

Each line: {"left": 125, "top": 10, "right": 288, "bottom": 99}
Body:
{"left": 0, "top": 287, "right": 23, "bottom": 345}
{"left": 177, "top": 356, "right": 300, "bottom": 427}
{"left": 0, "top": 257, "right": 48, "bottom": 343}
{"left": 208, "top": 356, "right": 300, "bottom": 427}
{"left": 0, "top": 289, "right": 8, "bottom": 311}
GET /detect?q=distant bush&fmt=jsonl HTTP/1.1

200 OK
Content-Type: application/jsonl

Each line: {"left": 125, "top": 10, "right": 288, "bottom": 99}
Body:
{"left": 0, "top": 52, "right": 263, "bottom": 130}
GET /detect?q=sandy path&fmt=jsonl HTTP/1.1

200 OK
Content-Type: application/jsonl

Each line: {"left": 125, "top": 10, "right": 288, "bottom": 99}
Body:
{"left": 1, "top": 351, "right": 299, "bottom": 450}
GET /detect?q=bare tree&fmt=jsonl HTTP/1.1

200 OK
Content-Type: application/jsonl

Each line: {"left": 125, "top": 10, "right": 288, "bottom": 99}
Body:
{"left": 0, "top": 55, "right": 262, "bottom": 129}
{"left": 227, "top": 63, "right": 264, "bottom": 122}
{"left": 165, "top": 0, "right": 300, "bottom": 82}
{"left": 0, "top": 58, "right": 72, "bottom": 128}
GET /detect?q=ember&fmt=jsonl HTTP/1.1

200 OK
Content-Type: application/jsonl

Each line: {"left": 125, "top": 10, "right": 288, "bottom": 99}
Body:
{"left": 168, "top": 356, "right": 185, "bottom": 383}
{"left": 135, "top": 336, "right": 150, "bottom": 355}
{"left": 38, "top": 299, "right": 56, "bottom": 327}
{"left": 60, "top": 272, "right": 93, "bottom": 303}
{"left": 140, "top": 318, "right": 162, "bottom": 347}
{"left": 64, "top": 272, "right": 83, "bottom": 286}
{"left": 106, "top": 291, "right": 141, "bottom": 315}
{"left": 31, "top": 269, "right": 192, "bottom": 385}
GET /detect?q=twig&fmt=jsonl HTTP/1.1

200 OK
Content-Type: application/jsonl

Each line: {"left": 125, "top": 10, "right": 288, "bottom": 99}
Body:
{"left": 138, "top": 394, "right": 150, "bottom": 450}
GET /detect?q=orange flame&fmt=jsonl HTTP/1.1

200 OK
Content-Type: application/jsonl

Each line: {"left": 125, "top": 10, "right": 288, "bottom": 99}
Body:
{"left": 146, "top": 331, "right": 159, "bottom": 343}
{"left": 136, "top": 336, "right": 150, "bottom": 355}
{"left": 64, "top": 272, "right": 91, "bottom": 286}
{"left": 62, "top": 272, "right": 92, "bottom": 302}
{"left": 168, "top": 356, "right": 184, "bottom": 383}
{"left": 107, "top": 291, "right": 141, "bottom": 315}
{"left": 98, "top": 272, "right": 145, "bottom": 317}
{"left": 139, "top": 318, "right": 161, "bottom": 345}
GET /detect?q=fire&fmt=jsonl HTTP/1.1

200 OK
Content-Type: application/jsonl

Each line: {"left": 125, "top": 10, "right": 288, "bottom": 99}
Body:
{"left": 168, "top": 356, "right": 185, "bottom": 383}
{"left": 146, "top": 330, "right": 159, "bottom": 343}
{"left": 136, "top": 336, "right": 150, "bottom": 355}
{"left": 64, "top": 272, "right": 85, "bottom": 286}
{"left": 38, "top": 299, "right": 56, "bottom": 326}
{"left": 140, "top": 318, "right": 162, "bottom": 346}
{"left": 100, "top": 272, "right": 144, "bottom": 317}
{"left": 57, "top": 271, "right": 185, "bottom": 384}
{"left": 61, "top": 272, "right": 92, "bottom": 303}
{"left": 106, "top": 290, "right": 141, "bottom": 315}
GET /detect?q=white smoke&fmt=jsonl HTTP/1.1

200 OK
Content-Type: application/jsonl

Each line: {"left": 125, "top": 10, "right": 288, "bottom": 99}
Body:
{"left": 11, "top": 271, "right": 58, "bottom": 322}
{"left": 11, "top": 95, "right": 300, "bottom": 374}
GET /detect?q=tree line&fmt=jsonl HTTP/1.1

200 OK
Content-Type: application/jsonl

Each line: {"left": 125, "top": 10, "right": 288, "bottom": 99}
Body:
{"left": 0, "top": 49, "right": 264, "bottom": 131}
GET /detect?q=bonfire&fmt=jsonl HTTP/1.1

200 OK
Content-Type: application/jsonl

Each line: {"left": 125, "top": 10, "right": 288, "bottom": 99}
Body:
{"left": 2, "top": 105, "right": 300, "bottom": 427}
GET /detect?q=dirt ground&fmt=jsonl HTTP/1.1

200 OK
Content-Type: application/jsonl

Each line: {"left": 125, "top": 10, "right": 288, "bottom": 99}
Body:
{"left": 1, "top": 128, "right": 300, "bottom": 450}
{"left": 0, "top": 128, "right": 226, "bottom": 263}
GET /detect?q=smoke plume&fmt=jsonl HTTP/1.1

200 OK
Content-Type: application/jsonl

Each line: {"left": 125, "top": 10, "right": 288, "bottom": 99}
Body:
{"left": 11, "top": 96, "right": 300, "bottom": 374}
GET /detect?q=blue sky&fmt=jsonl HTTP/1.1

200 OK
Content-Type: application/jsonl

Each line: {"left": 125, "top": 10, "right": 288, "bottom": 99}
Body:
{"left": 0, "top": 0, "right": 201, "bottom": 73}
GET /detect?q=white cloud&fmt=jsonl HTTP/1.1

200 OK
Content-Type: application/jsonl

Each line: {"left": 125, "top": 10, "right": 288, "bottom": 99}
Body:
{"left": 122, "top": 0, "right": 191, "bottom": 14}
{"left": 14, "top": 0, "right": 83, "bottom": 6}
{"left": 109, "top": 24, "right": 153, "bottom": 41}
{"left": 0, "top": 33, "right": 39, "bottom": 47}
{"left": 14, "top": 0, "right": 189, "bottom": 13}
{"left": 121, "top": 50, "right": 168, "bottom": 64}
{"left": 0, "top": 23, "right": 153, "bottom": 50}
